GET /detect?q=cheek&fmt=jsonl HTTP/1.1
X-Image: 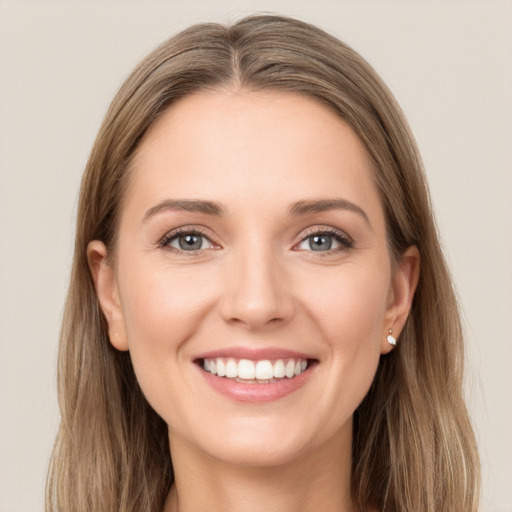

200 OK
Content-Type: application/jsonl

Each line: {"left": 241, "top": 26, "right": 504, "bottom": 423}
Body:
{"left": 298, "top": 260, "right": 390, "bottom": 399}
{"left": 120, "top": 262, "right": 214, "bottom": 347}
{"left": 116, "top": 261, "right": 218, "bottom": 411}
{"left": 301, "top": 259, "right": 391, "bottom": 342}
{"left": 116, "top": 264, "right": 227, "bottom": 439}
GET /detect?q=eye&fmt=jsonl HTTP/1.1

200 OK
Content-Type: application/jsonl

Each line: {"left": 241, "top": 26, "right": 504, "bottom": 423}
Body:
{"left": 296, "top": 229, "right": 353, "bottom": 253}
{"left": 161, "top": 229, "right": 216, "bottom": 252}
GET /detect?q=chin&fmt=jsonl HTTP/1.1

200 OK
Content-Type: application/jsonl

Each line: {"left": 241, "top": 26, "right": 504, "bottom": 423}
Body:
{"left": 201, "top": 432, "right": 310, "bottom": 468}
{"left": 179, "top": 411, "right": 349, "bottom": 469}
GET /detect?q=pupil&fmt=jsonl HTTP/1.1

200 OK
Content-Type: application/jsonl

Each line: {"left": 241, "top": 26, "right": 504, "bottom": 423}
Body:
{"left": 310, "top": 235, "right": 332, "bottom": 251}
{"left": 179, "top": 234, "right": 202, "bottom": 250}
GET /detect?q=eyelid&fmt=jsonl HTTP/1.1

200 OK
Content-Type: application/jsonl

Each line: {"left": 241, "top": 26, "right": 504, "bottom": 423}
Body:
{"left": 159, "top": 226, "right": 221, "bottom": 252}
{"left": 294, "top": 225, "right": 354, "bottom": 251}
{"left": 299, "top": 225, "right": 351, "bottom": 239}
{"left": 157, "top": 224, "right": 353, "bottom": 254}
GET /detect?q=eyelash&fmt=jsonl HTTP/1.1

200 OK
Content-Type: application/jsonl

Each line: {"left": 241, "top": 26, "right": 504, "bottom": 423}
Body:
{"left": 158, "top": 226, "right": 354, "bottom": 255}
{"left": 159, "top": 227, "right": 217, "bottom": 255}
{"left": 296, "top": 227, "right": 354, "bottom": 255}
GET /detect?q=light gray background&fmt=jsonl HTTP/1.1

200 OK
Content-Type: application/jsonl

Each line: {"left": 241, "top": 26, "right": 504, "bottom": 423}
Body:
{"left": 1, "top": 1, "right": 511, "bottom": 511}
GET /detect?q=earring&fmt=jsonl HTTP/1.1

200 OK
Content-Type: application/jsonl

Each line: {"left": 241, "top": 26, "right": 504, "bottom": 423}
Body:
{"left": 386, "top": 329, "right": 397, "bottom": 346}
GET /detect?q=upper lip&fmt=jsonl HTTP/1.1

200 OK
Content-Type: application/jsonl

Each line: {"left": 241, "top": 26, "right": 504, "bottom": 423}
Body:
{"left": 194, "top": 347, "right": 316, "bottom": 361}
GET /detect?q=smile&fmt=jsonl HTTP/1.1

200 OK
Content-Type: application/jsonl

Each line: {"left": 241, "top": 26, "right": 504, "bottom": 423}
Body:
{"left": 196, "top": 352, "right": 317, "bottom": 402}
{"left": 203, "top": 358, "right": 308, "bottom": 383}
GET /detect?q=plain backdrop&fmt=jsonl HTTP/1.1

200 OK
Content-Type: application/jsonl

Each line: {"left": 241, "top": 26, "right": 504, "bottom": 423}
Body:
{"left": 0, "top": 1, "right": 511, "bottom": 511}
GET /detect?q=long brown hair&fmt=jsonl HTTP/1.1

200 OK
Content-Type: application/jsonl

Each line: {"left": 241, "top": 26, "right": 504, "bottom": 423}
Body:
{"left": 46, "top": 14, "right": 480, "bottom": 512}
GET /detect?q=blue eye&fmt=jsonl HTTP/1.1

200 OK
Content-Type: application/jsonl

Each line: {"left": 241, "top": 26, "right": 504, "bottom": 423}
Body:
{"left": 163, "top": 231, "right": 214, "bottom": 251}
{"left": 297, "top": 230, "right": 352, "bottom": 252}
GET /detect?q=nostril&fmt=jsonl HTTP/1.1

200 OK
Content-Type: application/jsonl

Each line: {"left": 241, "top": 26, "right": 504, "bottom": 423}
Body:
{"left": 218, "top": 272, "right": 295, "bottom": 329}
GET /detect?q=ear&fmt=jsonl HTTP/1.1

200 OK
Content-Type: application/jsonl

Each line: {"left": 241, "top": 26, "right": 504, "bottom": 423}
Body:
{"left": 87, "top": 240, "right": 129, "bottom": 351}
{"left": 381, "top": 246, "right": 420, "bottom": 354}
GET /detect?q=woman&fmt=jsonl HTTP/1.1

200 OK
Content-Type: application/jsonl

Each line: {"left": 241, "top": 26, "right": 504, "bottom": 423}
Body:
{"left": 46, "top": 14, "right": 480, "bottom": 512}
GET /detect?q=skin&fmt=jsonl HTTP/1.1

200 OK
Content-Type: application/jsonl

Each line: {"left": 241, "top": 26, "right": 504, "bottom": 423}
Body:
{"left": 89, "top": 90, "right": 419, "bottom": 512}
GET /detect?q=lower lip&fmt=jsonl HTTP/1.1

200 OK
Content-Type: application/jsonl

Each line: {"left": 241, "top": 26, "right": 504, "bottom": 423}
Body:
{"left": 197, "top": 363, "right": 315, "bottom": 402}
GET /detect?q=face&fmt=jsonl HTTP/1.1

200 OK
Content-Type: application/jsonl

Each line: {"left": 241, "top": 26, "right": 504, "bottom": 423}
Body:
{"left": 90, "top": 90, "right": 417, "bottom": 468}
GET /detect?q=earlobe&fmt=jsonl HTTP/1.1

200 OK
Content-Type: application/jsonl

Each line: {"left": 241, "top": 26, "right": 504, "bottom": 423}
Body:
{"left": 87, "top": 240, "right": 129, "bottom": 351}
{"left": 381, "top": 246, "right": 420, "bottom": 354}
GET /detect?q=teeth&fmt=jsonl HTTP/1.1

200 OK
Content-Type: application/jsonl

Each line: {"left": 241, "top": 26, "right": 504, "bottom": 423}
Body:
{"left": 216, "top": 359, "right": 226, "bottom": 377}
{"left": 202, "top": 357, "right": 309, "bottom": 381}
{"left": 285, "top": 360, "right": 295, "bottom": 378}
{"left": 255, "top": 360, "right": 273, "bottom": 380}
{"left": 238, "top": 359, "right": 255, "bottom": 379}
{"left": 225, "top": 358, "right": 237, "bottom": 378}
{"left": 273, "top": 360, "right": 285, "bottom": 378}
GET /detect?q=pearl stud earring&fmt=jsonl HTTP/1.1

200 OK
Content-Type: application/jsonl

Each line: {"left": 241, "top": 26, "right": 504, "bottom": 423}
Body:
{"left": 386, "top": 329, "right": 397, "bottom": 346}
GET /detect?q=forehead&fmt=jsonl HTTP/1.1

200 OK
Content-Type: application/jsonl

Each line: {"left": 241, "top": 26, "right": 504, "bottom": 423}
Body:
{"left": 125, "top": 89, "right": 383, "bottom": 223}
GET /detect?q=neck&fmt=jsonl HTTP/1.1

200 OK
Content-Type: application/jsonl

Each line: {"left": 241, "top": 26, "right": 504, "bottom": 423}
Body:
{"left": 163, "top": 426, "right": 355, "bottom": 512}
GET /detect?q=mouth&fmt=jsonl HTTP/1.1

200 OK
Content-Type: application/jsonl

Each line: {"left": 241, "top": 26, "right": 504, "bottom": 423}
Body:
{"left": 194, "top": 352, "right": 318, "bottom": 401}
{"left": 198, "top": 357, "right": 314, "bottom": 384}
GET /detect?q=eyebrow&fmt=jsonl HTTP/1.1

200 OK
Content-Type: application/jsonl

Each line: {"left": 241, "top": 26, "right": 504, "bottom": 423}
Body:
{"left": 289, "top": 199, "right": 372, "bottom": 228}
{"left": 142, "top": 197, "right": 371, "bottom": 228}
{"left": 142, "top": 199, "right": 225, "bottom": 222}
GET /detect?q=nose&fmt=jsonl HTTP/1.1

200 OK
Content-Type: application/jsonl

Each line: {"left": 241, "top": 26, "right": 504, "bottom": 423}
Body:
{"left": 219, "top": 246, "right": 295, "bottom": 330}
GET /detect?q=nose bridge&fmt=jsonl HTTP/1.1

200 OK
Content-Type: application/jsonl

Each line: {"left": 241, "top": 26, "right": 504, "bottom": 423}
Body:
{"left": 220, "top": 237, "right": 293, "bottom": 329}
